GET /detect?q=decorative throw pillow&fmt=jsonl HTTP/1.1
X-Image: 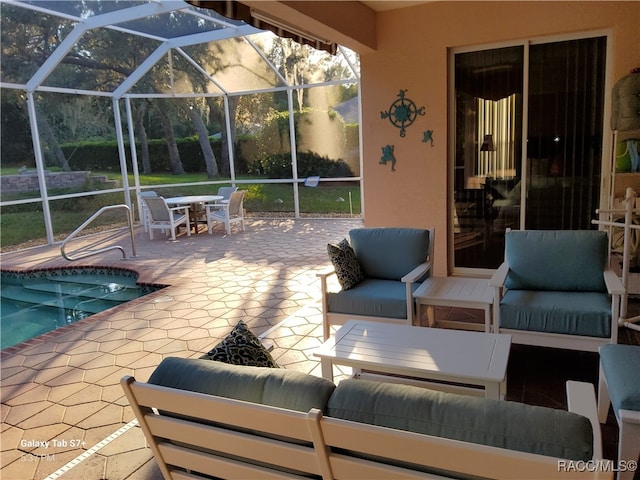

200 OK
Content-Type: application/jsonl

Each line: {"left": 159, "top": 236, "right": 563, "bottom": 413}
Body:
{"left": 327, "top": 238, "right": 365, "bottom": 290}
{"left": 200, "top": 320, "right": 278, "bottom": 368}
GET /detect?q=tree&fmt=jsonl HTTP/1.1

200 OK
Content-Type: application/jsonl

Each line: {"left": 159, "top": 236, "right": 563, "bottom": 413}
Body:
{"left": 1, "top": 5, "right": 74, "bottom": 168}
{"left": 36, "top": 103, "right": 69, "bottom": 171}
{"left": 156, "top": 101, "right": 185, "bottom": 175}
{"left": 207, "top": 96, "right": 236, "bottom": 178}
{"left": 134, "top": 100, "right": 152, "bottom": 175}
{"left": 1, "top": 3, "right": 361, "bottom": 177}
{"left": 0, "top": 91, "right": 33, "bottom": 165}
{"left": 268, "top": 38, "right": 312, "bottom": 112}
{"left": 184, "top": 101, "right": 219, "bottom": 179}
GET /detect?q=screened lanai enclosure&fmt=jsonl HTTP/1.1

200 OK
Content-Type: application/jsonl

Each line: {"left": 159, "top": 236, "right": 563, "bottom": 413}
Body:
{"left": 0, "top": 0, "right": 361, "bottom": 251}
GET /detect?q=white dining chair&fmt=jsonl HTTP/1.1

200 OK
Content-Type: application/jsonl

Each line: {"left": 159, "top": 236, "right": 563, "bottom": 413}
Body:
{"left": 216, "top": 186, "right": 238, "bottom": 202}
{"left": 143, "top": 196, "right": 190, "bottom": 241}
{"left": 138, "top": 191, "right": 158, "bottom": 232}
{"left": 196, "top": 186, "right": 238, "bottom": 224}
{"left": 205, "top": 190, "right": 246, "bottom": 235}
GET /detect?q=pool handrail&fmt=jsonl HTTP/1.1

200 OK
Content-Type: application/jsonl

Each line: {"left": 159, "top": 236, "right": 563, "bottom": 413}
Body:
{"left": 61, "top": 204, "right": 137, "bottom": 261}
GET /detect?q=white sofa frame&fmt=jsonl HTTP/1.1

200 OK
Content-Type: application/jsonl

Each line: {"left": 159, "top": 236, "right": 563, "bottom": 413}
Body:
{"left": 317, "top": 228, "right": 435, "bottom": 340}
{"left": 122, "top": 376, "right": 609, "bottom": 480}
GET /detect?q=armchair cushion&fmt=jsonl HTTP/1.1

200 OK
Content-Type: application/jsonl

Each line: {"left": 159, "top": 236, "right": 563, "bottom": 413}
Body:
{"left": 349, "top": 228, "right": 430, "bottom": 280}
{"left": 327, "top": 238, "right": 365, "bottom": 290}
{"left": 504, "top": 230, "right": 608, "bottom": 292}
{"left": 327, "top": 279, "right": 419, "bottom": 319}
{"left": 500, "top": 290, "right": 612, "bottom": 337}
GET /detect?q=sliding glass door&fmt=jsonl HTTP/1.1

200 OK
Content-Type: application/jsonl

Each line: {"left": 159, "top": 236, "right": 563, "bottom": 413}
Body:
{"left": 526, "top": 37, "right": 607, "bottom": 231}
{"left": 451, "top": 35, "right": 607, "bottom": 272}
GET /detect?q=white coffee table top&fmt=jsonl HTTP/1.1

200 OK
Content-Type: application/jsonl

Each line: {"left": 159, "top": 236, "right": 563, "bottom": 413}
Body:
{"left": 314, "top": 320, "right": 511, "bottom": 384}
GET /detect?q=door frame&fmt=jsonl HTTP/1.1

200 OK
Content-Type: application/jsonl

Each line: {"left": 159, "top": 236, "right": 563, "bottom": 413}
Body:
{"left": 447, "top": 29, "right": 614, "bottom": 277}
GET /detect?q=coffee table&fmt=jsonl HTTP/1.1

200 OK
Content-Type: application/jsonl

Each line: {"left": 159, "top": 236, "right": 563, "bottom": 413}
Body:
{"left": 413, "top": 276, "right": 494, "bottom": 332}
{"left": 313, "top": 320, "right": 511, "bottom": 399}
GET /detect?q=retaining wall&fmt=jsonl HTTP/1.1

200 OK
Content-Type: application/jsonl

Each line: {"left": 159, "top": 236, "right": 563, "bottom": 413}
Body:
{"left": 1, "top": 171, "right": 116, "bottom": 193}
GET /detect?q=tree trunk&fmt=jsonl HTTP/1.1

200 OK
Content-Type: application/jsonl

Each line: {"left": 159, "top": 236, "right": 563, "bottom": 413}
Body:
{"left": 135, "top": 102, "right": 152, "bottom": 174}
{"left": 187, "top": 104, "right": 219, "bottom": 179}
{"left": 157, "top": 106, "right": 185, "bottom": 175}
{"left": 36, "top": 107, "right": 69, "bottom": 171}
{"left": 207, "top": 96, "right": 237, "bottom": 178}
{"left": 295, "top": 85, "right": 304, "bottom": 112}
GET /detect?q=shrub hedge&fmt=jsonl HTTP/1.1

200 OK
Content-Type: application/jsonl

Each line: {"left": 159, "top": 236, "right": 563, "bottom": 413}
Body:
{"left": 253, "top": 151, "right": 353, "bottom": 178}
{"left": 57, "top": 136, "right": 355, "bottom": 179}
{"left": 59, "top": 137, "right": 252, "bottom": 174}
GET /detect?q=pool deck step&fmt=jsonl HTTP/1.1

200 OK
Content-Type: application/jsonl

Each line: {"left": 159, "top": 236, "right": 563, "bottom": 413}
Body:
{"left": 0, "top": 286, "right": 120, "bottom": 314}
{"left": 23, "top": 281, "right": 141, "bottom": 302}
{"left": 45, "top": 273, "right": 138, "bottom": 287}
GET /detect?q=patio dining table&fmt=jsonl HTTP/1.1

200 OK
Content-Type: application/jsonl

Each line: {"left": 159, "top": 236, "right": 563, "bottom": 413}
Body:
{"left": 165, "top": 195, "right": 223, "bottom": 233}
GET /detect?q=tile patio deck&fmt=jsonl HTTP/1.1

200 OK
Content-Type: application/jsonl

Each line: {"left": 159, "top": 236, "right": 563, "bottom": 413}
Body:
{"left": 1, "top": 219, "right": 638, "bottom": 479}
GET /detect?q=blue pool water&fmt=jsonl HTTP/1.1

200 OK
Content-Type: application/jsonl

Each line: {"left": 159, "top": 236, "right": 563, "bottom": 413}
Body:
{"left": 1, "top": 268, "right": 162, "bottom": 349}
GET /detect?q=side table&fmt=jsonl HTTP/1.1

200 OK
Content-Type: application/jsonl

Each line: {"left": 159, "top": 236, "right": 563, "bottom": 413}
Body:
{"left": 413, "top": 276, "right": 494, "bottom": 332}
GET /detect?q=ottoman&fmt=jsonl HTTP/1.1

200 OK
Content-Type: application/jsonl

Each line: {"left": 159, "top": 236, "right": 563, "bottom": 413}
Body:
{"left": 597, "top": 344, "right": 640, "bottom": 480}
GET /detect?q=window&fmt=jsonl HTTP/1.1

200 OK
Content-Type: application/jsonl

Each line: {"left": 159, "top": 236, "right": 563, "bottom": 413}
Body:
{"left": 450, "top": 35, "right": 607, "bottom": 272}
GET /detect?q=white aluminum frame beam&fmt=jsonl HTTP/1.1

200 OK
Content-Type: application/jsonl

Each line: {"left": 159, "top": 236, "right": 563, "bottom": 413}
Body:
{"left": 26, "top": 2, "right": 183, "bottom": 92}
{"left": 113, "top": 24, "right": 260, "bottom": 99}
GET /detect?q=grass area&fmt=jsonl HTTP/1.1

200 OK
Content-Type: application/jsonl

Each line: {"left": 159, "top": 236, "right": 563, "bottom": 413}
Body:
{"left": 0, "top": 171, "right": 361, "bottom": 251}
{"left": 0, "top": 166, "right": 62, "bottom": 175}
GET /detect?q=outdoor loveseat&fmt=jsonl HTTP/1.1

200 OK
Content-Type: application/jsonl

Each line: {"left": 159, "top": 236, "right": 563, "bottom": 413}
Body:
{"left": 122, "top": 357, "right": 608, "bottom": 480}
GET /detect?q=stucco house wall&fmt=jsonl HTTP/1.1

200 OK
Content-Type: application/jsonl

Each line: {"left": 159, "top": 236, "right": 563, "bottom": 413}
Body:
{"left": 358, "top": 1, "right": 639, "bottom": 276}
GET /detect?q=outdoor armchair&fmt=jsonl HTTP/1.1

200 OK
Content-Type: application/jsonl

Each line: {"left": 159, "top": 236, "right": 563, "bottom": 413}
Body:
{"left": 318, "top": 227, "right": 435, "bottom": 340}
{"left": 489, "top": 229, "right": 624, "bottom": 352}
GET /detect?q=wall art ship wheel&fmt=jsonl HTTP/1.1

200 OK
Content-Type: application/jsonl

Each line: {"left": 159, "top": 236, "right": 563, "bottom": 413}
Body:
{"left": 380, "top": 89, "right": 425, "bottom": 137}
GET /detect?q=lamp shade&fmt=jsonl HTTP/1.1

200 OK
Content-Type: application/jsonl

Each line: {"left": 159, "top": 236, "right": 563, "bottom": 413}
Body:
{"left": 480, "top": 134, "right": 495, "bottom": 152}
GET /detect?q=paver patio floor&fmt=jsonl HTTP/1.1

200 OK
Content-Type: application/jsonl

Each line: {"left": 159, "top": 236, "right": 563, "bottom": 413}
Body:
{"left": 1, "top": 218, "right": 638, "bottom": 479}
{"left": 1, "top": 218, "right": 361, "bottom": 480}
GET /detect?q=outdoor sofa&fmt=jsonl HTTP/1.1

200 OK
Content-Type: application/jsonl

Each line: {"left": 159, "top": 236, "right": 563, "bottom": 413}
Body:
{"left": 122, "top": 357, "right": 609, "bottom": 480}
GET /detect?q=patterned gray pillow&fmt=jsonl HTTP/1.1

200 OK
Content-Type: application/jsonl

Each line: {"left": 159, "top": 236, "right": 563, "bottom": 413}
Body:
{"left": 200, "top": 320, "right": 278, "bottom": 368}
{"left": 327, "top": 238, "right": 365, "bottom": 290}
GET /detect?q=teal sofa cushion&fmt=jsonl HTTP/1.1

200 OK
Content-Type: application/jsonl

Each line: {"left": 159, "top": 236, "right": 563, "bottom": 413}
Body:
{"left": 504, "top": 230, "right": 608, "bottom": 292}
{"left": 500, "top": 290, "right": 612, "bottom": 337}
{"left": 327, "top": 379, "right": 593, "bottom": 461}
{"left": 600, "top": 344, "right": 640, "bottom": 412}
{"left": 327, "top": 279, "right": 419, "bottom": 319}
{"left": 149, "top": 357, "right": 335, "bottom": 412}
{"left": 349, "top": 228, "right": 430, "bottom": 280}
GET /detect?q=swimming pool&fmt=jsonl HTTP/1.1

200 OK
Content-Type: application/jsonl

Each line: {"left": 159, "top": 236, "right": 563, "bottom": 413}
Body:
{"left": 1, "top": 268, "right": 163, "bottom": 350}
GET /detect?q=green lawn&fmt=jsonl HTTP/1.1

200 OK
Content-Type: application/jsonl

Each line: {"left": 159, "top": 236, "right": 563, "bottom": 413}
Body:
{"left": 0, "top": 172, "right": 361, "bottom": 250}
